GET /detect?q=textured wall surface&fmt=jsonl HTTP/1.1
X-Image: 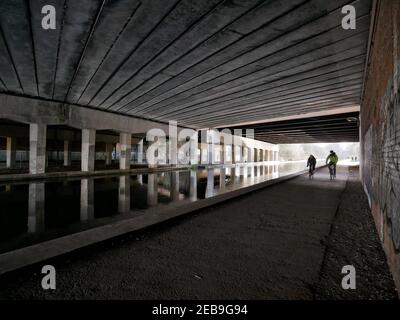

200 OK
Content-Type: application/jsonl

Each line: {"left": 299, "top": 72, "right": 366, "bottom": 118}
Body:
{"left": 361, "top": 0, "right": 400, "bottom": 290}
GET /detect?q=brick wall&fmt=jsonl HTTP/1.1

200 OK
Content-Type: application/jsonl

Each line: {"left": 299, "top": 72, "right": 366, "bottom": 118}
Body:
{"left": 361, "top": 0, "right": 400, "bottom": 290}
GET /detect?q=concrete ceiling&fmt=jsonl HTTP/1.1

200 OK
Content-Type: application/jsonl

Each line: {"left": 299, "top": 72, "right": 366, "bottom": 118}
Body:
{"left": 225, "top": 111, "right": 360, "bottom": 144}
{"left": 0, "top": 0, "right": 371, "bottom": 131}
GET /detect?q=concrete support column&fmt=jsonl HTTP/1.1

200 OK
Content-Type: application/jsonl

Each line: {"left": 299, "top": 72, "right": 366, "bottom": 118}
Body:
{"left": 189, "top": 136, "right": 198, "bottom": 165}
{"left": 28, "top": 182, "right": 45, "bottom": 233}
{"left": 247, "top": 147, "right": 252, "bottom": 162}
{"left": 119, "top": 133, "right": 131, "bottom": 170}
{"left": 63, "top": 141, "right": 71, "bottom": 166}
{"left": 254, "top": 148, "right": 258, "bottom": 162}
{"left": 207, "top": 142, "right": 214, "bottom": 165}
{"left": 6, "top": 137, "right": 16, "bottom": 168}
{"left": 169, "top": 137, "right": 178, "bottom": 166}
{"left": 231, "top": 145, "right": 236, "bottom": 164}
{"left": 118, "top": 176, "right": 131, "bottom": 213}
{"left": 242, "top": 145, "right": 247, "bottom": 162}
{"left": 220, "top": 144, "right": 225, "bottom": 164}
{"left": 81, "top": 129, "right": 96, "bottom": 172}
{"left": 137, "top": 140, "right": 144, "bottom": 164}
{"left": 105, "top": 143, "right": 113, "bottom": 166}
{"left": 169, "top": 121, "right": 178, "bottom": 166}
{"left": 29, "top": 124, "right": 47, "bottom": 174}
{"left": 80, "top": 178, "right": 94, "bottom": 221}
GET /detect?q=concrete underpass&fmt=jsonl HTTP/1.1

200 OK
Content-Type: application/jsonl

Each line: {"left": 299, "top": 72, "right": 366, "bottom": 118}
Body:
{"left": 0, "top": 0, "right": 399, "bottom": 300}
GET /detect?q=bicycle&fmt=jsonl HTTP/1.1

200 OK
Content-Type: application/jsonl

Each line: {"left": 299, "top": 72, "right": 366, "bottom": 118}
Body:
{"left": 308, "top": 166, "right": 315, "bottom": 179}
{"left": 328, "top": 163, "right": 336, "bottom": 180}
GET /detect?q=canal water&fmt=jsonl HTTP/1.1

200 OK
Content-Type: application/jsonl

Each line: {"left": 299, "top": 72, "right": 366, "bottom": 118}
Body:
{"left": 0, "top": 161, "right": 321, "bottom": 254}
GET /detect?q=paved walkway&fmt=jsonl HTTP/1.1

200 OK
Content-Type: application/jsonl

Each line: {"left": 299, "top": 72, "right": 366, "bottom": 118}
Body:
{"left": 0, "top": 166, "right": 396, "bottom": 299}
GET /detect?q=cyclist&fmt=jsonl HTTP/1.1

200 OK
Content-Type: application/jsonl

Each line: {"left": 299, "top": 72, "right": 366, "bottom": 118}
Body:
{"left": 307, "top": 154, "right": 316, "bottom": 176}
{"left": 326, "top": 150, "right": 338, "bottom": 177}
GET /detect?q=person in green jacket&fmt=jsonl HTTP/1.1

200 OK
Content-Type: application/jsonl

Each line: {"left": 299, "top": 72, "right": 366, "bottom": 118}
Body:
{"left": 326, "top": 150, "right": 338, "bottom": 177}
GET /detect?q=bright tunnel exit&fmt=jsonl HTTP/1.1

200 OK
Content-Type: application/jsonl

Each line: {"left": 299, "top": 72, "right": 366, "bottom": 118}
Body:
{"left": 278, "top": 142, "right": 360, "bottom": 165}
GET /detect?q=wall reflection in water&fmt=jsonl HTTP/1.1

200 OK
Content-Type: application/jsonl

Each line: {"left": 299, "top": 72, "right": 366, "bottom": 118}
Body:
{"left": 0, "top": 162, "right": 306, "bottom": 253}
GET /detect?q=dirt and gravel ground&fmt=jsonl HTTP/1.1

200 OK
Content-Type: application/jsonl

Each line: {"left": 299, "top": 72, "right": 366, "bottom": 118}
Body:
{"left": 315, "top": 167, "right": 397, "bottom": 299}
{"left": 0, "top": 166, "right": 396, "bottom": 299}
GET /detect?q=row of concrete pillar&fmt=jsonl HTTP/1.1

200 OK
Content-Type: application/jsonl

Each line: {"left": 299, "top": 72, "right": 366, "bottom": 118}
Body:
{"left": 3, "top": 125, "right": 278, "bottom": 173}
{"left": 202, "top": 144, "right": 278, "bottom": 164}
{"left": 3, "top": 124, "right": 146, "bottom": 174}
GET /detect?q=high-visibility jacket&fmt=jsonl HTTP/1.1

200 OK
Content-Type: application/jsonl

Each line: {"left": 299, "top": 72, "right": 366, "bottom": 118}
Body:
{"left": 326, "top": 153, "right": 338, "bottom": 164}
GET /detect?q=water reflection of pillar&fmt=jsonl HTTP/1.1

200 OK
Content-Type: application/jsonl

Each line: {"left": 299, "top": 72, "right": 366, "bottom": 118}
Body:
{"left": 273, "top": 164, "right": 279, "bottom": 178}
{"left": 80, "top": 178, "right": 94, "bottom": 221}
{"left": 206, "top": 168, "right": 214, "bottom": 198}
{"left": 170, "top": 171, "right": 180, "bottom": 201}
{"left": 190, "top": 170, "right": 197, "bottom": 201}
{"left": 260, "top": 165, "right": 264, "bottom": 176}
{"left": 249, "top": 165, "right": 254, "bottom": 183}
{"left": 220, "top": 144, "right": 225, "bottom": 165}
{"left": 254, "top": 164, "right": 258, "bottom": 177}
{"left": 240, "top": 165, "right": 247, "bottom": 182}
{"left": 118, "top": 175, "right": 131, "bottom": 213}
{"left": 219, "top": 168, "right": 226, "bottom": 190}
{"left": 28, "top": 183, "right": 45, "bottom": 233}
{"left": 235, "top": 165, "right": 241, "bottom": 181}
{"left": 147, "top": 174, "right": 158, "bottom": 206}
{"left": 230, "top": 167, "right": 236, "bottom": 184}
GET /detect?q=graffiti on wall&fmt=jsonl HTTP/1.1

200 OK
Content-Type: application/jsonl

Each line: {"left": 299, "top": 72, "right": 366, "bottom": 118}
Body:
{"left": 363, "top": 125, "right": 373, "bottom": 206}
{"left": 378, "top": 61, "right": 400, "bottom": 251}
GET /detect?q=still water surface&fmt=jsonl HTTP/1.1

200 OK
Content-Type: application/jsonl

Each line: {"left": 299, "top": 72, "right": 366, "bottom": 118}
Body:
{"left": 0, "top": 162, "right": 320, "bottom": 254}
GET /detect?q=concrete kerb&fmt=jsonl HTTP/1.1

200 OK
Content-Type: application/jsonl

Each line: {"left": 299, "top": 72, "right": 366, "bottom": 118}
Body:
{"left": 0, "top": 165, "right": 192, "bottom": 183}
{"left": 0, "top": 166, "right": 326, "bottom": 275}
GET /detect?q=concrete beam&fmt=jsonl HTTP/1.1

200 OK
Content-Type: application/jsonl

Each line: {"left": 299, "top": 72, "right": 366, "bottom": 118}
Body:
{"left": 0, "top": 94, "right": 176, "bottom": 134}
